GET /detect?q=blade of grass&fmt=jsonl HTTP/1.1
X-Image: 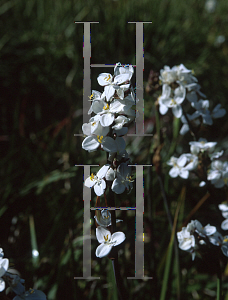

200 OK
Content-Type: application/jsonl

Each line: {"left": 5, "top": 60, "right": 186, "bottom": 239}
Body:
{"left": 29, "top": 215, "right": 39, "bottom": 267}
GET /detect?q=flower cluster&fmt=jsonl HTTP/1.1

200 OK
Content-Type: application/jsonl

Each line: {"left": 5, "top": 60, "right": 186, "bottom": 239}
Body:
{"left": 158, "top": 64, "right": 226, "bottom": 135}
{"left": 167, "top": 137, "right": 227, "bottom": 188}
{"left": 83, "top": 63, "right": 136, "bottom": 197}
{"left": 219, "top": 203, "right": 228, "bottom": 231}
{"left": 0, "top": 248, "right": 46, "bottom": 299}
{"left": 82, "top": 63, "right": 133, "bottom": 259}
{"left": 177, "top": 220, "right": 228, "bottom": 260}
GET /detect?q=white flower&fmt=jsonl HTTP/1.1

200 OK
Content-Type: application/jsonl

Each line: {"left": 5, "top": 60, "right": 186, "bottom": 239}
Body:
{"left": 207, "top": 160, "right": 228, "bottom": 188}
{"left": 84, "top": 164, "right": 110, "bottom": 196}
{"left": 114, "top": 63, "right": 134, "bottom": 80}
{"left": 177, "top": 227, "right": 196, "bottom": 260}
{"left": 208, "top": 231, "right": 223, "bottom": 246}
{"left": 221, "top": 236, "right": 228, "bottom": 257}
{"left": 187, "top": 220, "right": 216, "bottom": 238}
{"left": 95, "top": 226, "right": 125, "bottom": 258}
{"left": 221, "top": 219, "right": 228, "bottom": 231}
{"left": 159, "top": 65, "right": 177, "bottom": 85}
{"left": 167, "top": 154, "right": 197, "bottom": 179}
{"left": 82, "top": 116, "right": 109, "bottom": 136}
{"left": 186, "top": 84, "right": 206, "bottom": 103}
{"left": 176, "top": 64, "right": 198, "bottom": 86}
{"left": 159, "top": 84, "right": 186, "bottom": 118}
{"left": 205, "top": 0, "right": 217, "bottom": 13}
{"left": 94, "top": 210, "right": 122, "bottom": 227}
{"left": 97, "top": 72, "right": 131, "bottom": 102}
{"left": 191, "top": 100, "right": 213, "bottom": 125}
{"left": 211, "top": 104, "right": 226, "bottom": 119}
{"left": 111, "top": 163, "right": 134, "bottom": 194}
{"left": 0, "top": 257, "right": 9, "bottom": 291}
{"left": 89, "top": 99, "right": 131, "bottom": 127}
{"left": 189, "top": 138, "right": 217, "bottom": 154}
{"left": 82, "top": 134, "right": 126, "bottom": 153}
{"left": 219, "top": 203, "right": 228, "bottom": 219}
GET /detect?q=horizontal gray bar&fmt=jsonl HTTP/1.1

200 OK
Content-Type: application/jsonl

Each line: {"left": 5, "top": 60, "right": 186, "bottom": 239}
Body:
{"left": 91, "top": 64, "right": 136, "bottom": 67}
{"left": 90, "top": 207, "right": 136, "bottom": 210}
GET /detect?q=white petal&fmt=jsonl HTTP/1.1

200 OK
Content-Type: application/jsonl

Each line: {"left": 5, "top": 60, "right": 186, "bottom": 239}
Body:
{"left": 118, "top": 163, "right": 131, "bottom": 178}
{"left": 100, "top": 113, "right": 115, "bottom": 127}
{"left": 114, "top": 73, "right": 130, "bottom": 84}
{"left": 202, "top": 114, "right": 213, "bottom": 125}
{"left": 169, "top": 167, "right": 179, "bottom": 178}
{"left": 102, "top": 137, "right": 117, "bottom": 153}
{"left": 82, "top": 123, "right": 91, "bottom": 136}
{"left": 204, "top": 224, "right": 216, "bottom": 236}
{"left": 172, "top": 105, "right": 182, "bottom": 118}
{"left": 219, "top": 204, "right": 228, "bottom": 211}
{"left": 94, "top": 180, "right": 106, "bottom": 196}
{"left": 84, "top": 177, "right": 95, "bottom": 188}
{"left": 111, "top": 178, "right": 125, "bottom": 194}
{"left": 180, "top": 124, "right": 189, "bottom": 135}
{"left": 0, "top": 258, "right": 8, "bottom": 277}
{"left": 221, "top": 245, "right": 228, "bottom": 257}
{"left": 115, "top": 137, "right": 126, "bottom": 152}
{"left": 0, "top": 278, "right": 5, "bottom": 292}
{"left": 159, "top": 104, "right": 169, "bottom": 115}
{"left": 179, "top": 169, "right": 189, "bottom": 179}
{"left": 222, "top": 211, "right": 228, "bottom": 219}
{"left": 112, "top": 232, "right": 126, "bottom": 246}
{"left": 177, "top": 155, "right": 187, "bottom": 167}
{"left": 96, "top": 227, "right": 111, "bottom": 243}
{"left": 82, "top": 136, "right": 100, "bottom": 151}
{"left": 179, "top": 237, "right": 194, "bottom": 251}
{"left": 221, "top": 219, "right": 228, "bottom": 230}
{"left": 105, "top": 168, "right": 116, "bottom": 181}
{"left": 104, "top": 85, "right": 115, "bottom": 101}
{"left": 97, "top": 73, "right": 112, "bottom": 86}
{"left": 96, "top": 243, "right": 113, "bottom": 258}
{"left": 92, "top": 100, "right": 106, "bottom": 114}
{"left": 97, "top": 165, "right": 110, "bottom": 179}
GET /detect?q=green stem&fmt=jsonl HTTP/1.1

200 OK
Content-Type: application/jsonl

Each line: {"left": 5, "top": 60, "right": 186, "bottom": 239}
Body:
{"left": 108, "top": 188, "right": 127, "bottom": 300}
{"left": 217, "top": 262, "right": 222, "bottom": 300}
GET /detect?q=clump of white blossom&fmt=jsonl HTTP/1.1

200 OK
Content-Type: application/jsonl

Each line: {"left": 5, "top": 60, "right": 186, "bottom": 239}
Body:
{"left": 82, "top": 63, "right": 136, "bottom": 258}
{"left": 177, "top": 220, "right": 228, "bottom": 260}
{"left": 0, "top": 248, "right": 46, "bottom": 299}
{"left": 158, "top": 64, "right": 226, "bottom": 135}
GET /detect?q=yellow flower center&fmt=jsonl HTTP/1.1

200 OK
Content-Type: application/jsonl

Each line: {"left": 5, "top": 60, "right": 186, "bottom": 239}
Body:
{"left": 89, "top": 93, "right": 94, "bottom": 100}
{"left": 90, "top": 173, "right": 95, "bottom": 180}
{"left": 104, "top": 234, "right": 109, "bottom": 242}
{"left": 126, "top": 175, "right": 134, "bottom": 182}
{"left": 171, "top": 98, "right": 177, "bottom": 105}
{"left": 97, "top": 135, "right": 103, "bottom": 143}
{"left": 103, "top": 103, "right": 109, "bottom": 110}
{"left": 224, "top": 237, "right": 228, "bottom": 243}
{"left": 104, "top": 74, "right": 111, "bottom": 81}
{"left": 92, "top": 122, "right": 96, "bottom": 126}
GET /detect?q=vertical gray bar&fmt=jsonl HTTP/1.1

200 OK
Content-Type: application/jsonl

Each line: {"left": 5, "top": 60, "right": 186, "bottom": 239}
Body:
{"left": 136, "top": 23, "right": 144, "bottom": 136}
{"left": 74, "top": 22, "right": 99, "bottom": 136}
{"left": 83, "top": 23, "right": 92, "bottom": 125}
{"left": 127, "top": 22, "right": 153, "bottom": 137}
{"left": 74, "top": 164, "right": 100, "bottom": 279}
{"left": 128, "top": 165, "right": 152, "bottom": 279}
